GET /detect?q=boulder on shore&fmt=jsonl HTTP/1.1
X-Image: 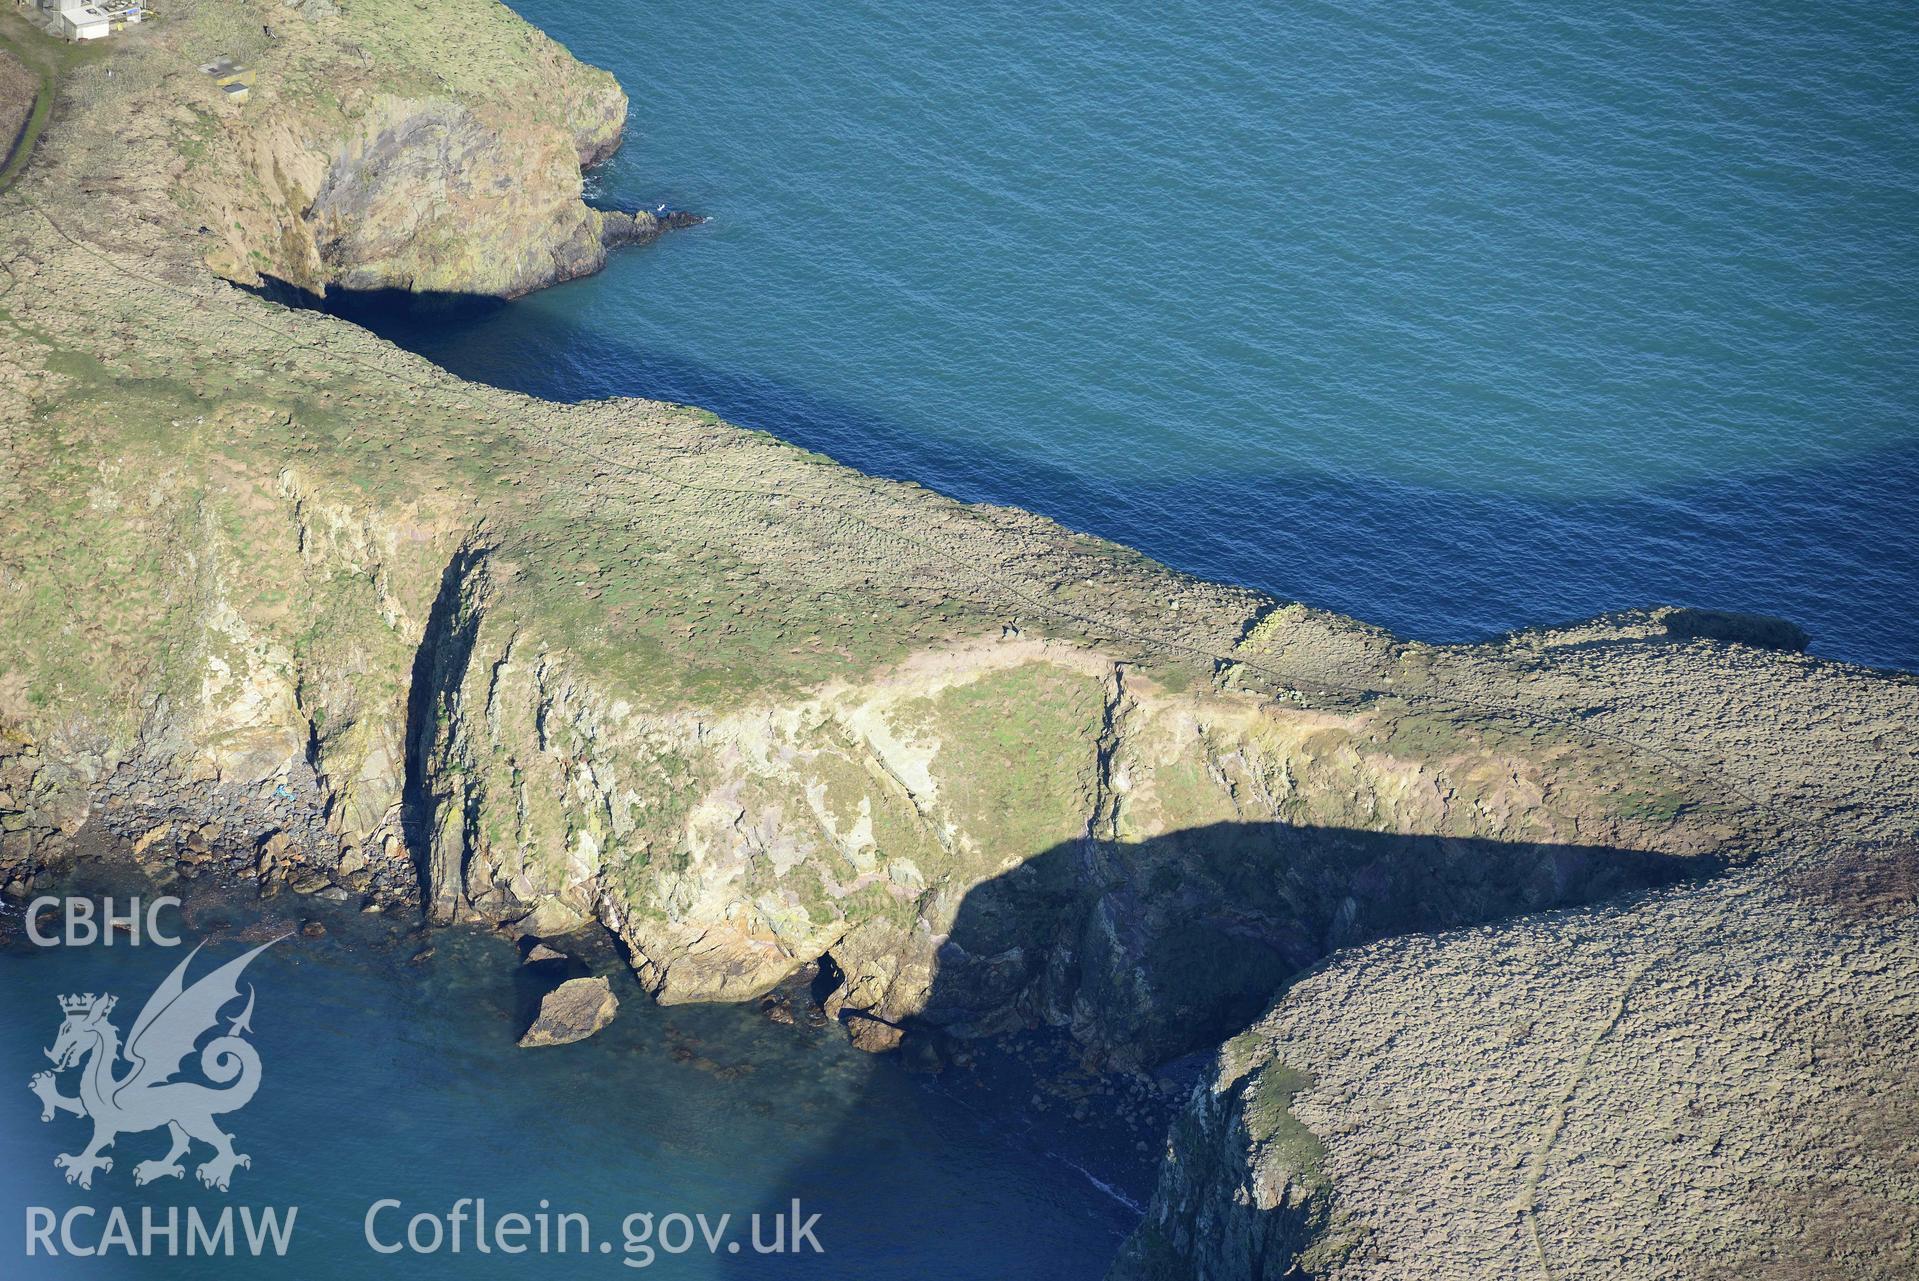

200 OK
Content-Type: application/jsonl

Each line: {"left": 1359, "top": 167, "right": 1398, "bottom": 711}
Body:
{"left": 519, "top": 976, "right": 618, "bottom": 1048}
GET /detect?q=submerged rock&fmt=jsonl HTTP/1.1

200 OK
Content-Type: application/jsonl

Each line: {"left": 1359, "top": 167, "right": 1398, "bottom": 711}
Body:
{"left": 1663, "top": 606, "right": 1811, "bottom": 652}
{"left": 840, "top": 1011, "right": 904, "bottom": 1054}
{"left": 523, "top": 942, "right": 569, "bottom": 966}
{"left": 132, "top": 823, "right": 173, "bottom": 857}
{"left": 519, "top": 977, "right": 618, "bottom": 1048}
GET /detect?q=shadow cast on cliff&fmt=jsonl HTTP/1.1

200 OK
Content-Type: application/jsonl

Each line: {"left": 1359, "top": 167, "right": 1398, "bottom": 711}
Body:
{"left": 882, "top": 822, "right": 1712, "bottom": 1070}
{"left": 401, "top": 544, "right": 489, "bottom": 917}
{"left": 725, "top": 821, "right": 1717, "bottom": 1278}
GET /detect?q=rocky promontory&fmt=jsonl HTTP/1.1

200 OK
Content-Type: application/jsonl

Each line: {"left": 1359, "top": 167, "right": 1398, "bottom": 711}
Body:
{"left": 19, "top": 0, "right": 667, "bottom": 298}
{"left": 0, "top": 3, "right": 1913, "bottom": 1278}
{"left": 1116, "top": 838, "right": 1918, "bottom": 1280}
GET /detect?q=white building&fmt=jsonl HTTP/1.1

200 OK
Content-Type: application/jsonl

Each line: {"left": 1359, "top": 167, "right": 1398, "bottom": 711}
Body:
{"left": 36, "top": 0, "right": 143, "bottom": 41}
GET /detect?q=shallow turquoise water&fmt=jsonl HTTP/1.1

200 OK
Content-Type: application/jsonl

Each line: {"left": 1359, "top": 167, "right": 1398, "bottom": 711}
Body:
{"left": 346, "top": 0, "right": 1919, "bottom": 669}
{"left": 1, "top": 880, "right": 1141, "bottom": 1278}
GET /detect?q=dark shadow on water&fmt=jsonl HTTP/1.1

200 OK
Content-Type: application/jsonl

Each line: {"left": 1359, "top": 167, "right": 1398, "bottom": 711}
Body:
{"left": 242, "top": 276, "right": 514, "bottom": 322}
{"left": 728, "top": 821, "right": 1716, "bottom": 1277}
{"left": 289, "top": 281, "right": 1919, "bottom": 672}
{"left": 2, "top": 829, "right": 1715, "bottom": 1279}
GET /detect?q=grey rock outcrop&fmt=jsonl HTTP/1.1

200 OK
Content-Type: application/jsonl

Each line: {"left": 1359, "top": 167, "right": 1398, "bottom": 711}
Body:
{"left": 1115, "top": 840, "right": 1919, "bottom": 1280}
{"left": 518, "top": 976, "right": 619, "bottom": 1048}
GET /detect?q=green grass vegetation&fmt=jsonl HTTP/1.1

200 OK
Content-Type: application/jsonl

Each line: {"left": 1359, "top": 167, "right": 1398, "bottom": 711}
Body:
{"left": 1614, "top": 784, "right": 1694, "bottom": 824}
{"left": 1221, "top": 1028, "right": 1265, "bottom": 1080}
{"left": 0, "top": 12, "right": 113, "bottom": 194}
{"left": 903, "top": 662, "right": 1105, "bottom": 871}
{"left": 1243, "top": 1062, "right": 1327, "bottom": 1185}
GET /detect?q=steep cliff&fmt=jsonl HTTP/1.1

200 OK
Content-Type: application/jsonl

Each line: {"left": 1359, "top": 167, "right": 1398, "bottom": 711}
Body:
{"left": 1116, "top": 839, "right": 1919, "bottom": 1280}
{"left": 23, "top": 0, "right": 655, "bottom": 297}
{"left": 1, "top": 4, "right": 1914, "bottom": 1279}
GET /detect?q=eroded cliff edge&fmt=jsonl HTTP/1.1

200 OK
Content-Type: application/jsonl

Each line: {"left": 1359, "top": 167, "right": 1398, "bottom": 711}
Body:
{"left": 29, "top": 0, "right": 666, "bottom": 297}
{"left": 1113, "top": 840, "right": 1918, "bottom": 1280}
{"left": 1, "top": 3, "right": 1914, "bottom": 1278}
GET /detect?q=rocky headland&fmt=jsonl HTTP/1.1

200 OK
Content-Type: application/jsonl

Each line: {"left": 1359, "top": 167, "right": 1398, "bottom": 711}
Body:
{"left": 0, "top": 2, "right": 1913, "bottom": 1277}
{"left": 2, "top": 0, "right": 681, "bottom": 298}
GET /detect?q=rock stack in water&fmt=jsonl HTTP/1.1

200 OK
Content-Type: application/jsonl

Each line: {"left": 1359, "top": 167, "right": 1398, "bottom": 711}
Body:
{"left": 518, "top": 977, "right": 618, "bottom": 1048}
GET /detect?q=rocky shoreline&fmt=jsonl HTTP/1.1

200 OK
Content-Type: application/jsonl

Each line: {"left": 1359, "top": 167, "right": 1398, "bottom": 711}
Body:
{"left": 82, "top": 764, "right": 420, "bottom": 912}
{"left": 1, "top": 1, "right": 1914, "bottom": 1277}
{"left": 600, "top": 205, "right": 705, "bottom": 252}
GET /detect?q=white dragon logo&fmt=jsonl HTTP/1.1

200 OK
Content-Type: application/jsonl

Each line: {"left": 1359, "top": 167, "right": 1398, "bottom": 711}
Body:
{"left": 27, "top": 937, "right": 283, "bottom": 1191}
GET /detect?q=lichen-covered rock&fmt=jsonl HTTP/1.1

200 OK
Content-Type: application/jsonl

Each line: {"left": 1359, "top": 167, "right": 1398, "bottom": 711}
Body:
{"left": 518, "top": 976, "right": 618, "bottom": 1048}
{"left": 1, "top": 2, "right": 1915, "bottom": 1274}
{"left": 28, "top": 0, "right": 644, "bottom": 299}
{"left": 1117, "top": 840, "right": 1919, "bottom": 1280}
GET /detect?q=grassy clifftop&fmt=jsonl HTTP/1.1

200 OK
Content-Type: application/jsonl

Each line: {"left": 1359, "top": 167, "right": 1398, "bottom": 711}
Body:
{"left": 23, "top": 0, "right": 629, "bottom": 295}
{"left": 1, "top": 4, "right": 1914, "bottom": 1276}
{"left": 2, "top": 0, "right": 1910, "bottom": 1031}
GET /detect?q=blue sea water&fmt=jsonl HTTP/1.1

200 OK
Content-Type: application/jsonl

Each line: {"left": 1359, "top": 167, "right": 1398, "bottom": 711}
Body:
{"left": 0, "top": 880, "right": 1145, "bottom": 1278}
{"left": 10, "top": 15, "right": 1914, "bottom": 1275}
{"left": 338, "top": 0, "right": 1919, "bottom": 669}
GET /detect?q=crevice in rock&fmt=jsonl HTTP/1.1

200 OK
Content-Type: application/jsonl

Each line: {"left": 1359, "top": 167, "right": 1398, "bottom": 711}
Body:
{"left": 1087, "top": 661, "right": 1129, "bottom": 844}
{"left": 401, "top": 542, "right": 490, "bottom": 919}
{"left": 810, "top": 949, "right": 847, "bottom": 1010}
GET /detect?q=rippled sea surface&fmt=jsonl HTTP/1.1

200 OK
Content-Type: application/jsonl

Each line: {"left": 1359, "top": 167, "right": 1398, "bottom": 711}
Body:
{"left": 1, "top": 877, "right": 1142, "bottom": 1278}
{"left": 347, "top": 0, "right": 1918, "bottom": 667}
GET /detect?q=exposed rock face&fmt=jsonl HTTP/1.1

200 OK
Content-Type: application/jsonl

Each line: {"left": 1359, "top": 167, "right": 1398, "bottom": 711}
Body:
{"left": 1116, "top": 840, "right": 1919, "bottom": 1280}
{"left": 376, "top": 619, "right": 1779, "bottom": 1069}
{"left": 23, "top": 0, "right": 648, "bottom": 299}
{"left": 1, "top": 2, "right": 1915, "bottom": 1277}
{"left": 258, "top": 2, "right": 642, "bottom": 298}
{"left": 1116, "top": 1054, "right": 1338, "bottom": 1280}
{"left": 301, "top": 95, "right": 618, "bottom": 297}
{"left": 519, "top": 976, "right": 618, "bottom": 1047}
